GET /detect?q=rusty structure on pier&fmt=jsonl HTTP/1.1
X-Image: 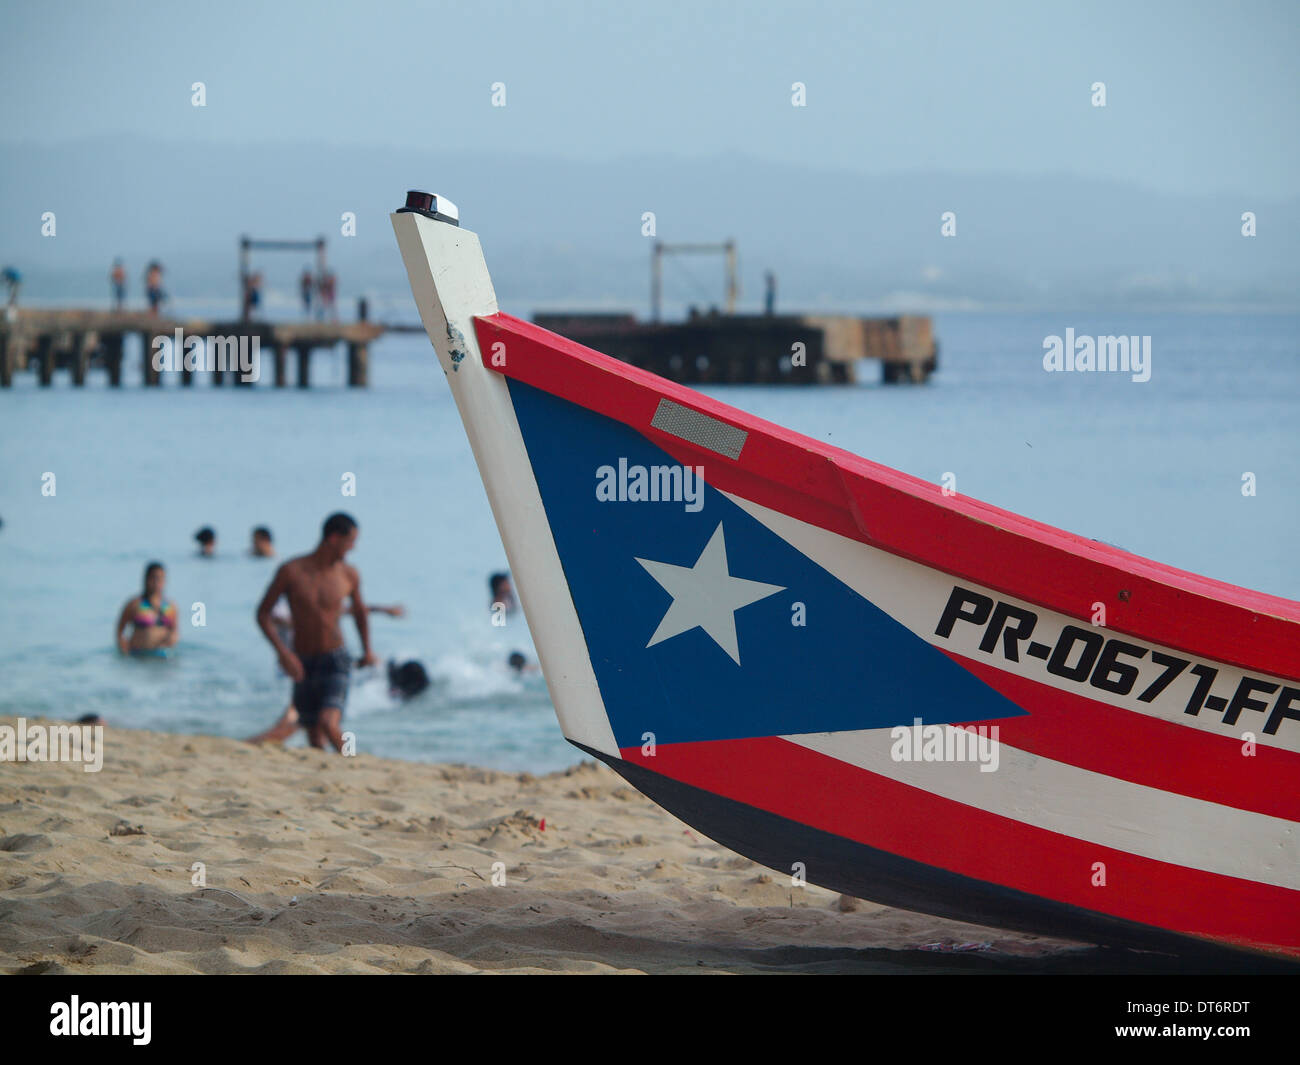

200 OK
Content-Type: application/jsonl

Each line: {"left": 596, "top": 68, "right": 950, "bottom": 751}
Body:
{"left": 536, "top": 238, "right": 938, "bottom": 385}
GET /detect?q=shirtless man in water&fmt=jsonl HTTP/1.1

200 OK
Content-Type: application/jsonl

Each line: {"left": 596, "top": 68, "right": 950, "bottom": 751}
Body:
{"left": 250, "top": 512, "right": 377, "bottom": 751}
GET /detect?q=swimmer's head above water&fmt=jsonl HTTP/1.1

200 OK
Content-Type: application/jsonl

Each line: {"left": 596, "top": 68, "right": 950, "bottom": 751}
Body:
{"left": 251, "top": 526, "right": 274, "bottom": 557}
{"left": 489, "top": 571, "right": 517, "bottom": 615}
{"left": 387, "top": 659, "right": 430, "bottom": 700}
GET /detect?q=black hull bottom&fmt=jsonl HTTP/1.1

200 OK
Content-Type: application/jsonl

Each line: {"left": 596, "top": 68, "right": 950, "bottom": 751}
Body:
{"left": 572, "top": 741, "right": 1277, "bottom": 964}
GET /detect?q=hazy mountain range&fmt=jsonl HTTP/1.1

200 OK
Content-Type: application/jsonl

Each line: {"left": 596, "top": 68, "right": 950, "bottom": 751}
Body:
{"left": 2, "top": 136, "right": 1296, "bottom": 316}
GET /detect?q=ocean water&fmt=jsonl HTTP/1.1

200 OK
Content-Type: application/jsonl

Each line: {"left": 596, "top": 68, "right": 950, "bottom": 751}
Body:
{"left": 0, "top": 311, "right": 1296, "bottom": 771}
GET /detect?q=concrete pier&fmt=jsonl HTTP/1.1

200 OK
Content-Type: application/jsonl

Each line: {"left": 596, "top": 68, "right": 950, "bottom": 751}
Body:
{"left": 0, "top": 310, "right": 384, "bottom": 389}
{"left": 532, "top": 310, "right": 938, "bottom": 385}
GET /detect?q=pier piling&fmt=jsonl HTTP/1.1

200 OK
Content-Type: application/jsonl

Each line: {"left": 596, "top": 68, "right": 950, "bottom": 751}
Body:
{"left": 141, "top": 331, "right": 160, "bottom": 386}
{"left": 36, "top": 335, "right": 54, "bottom": 387}
{"left": 104, "top": 334, "right": 123, "bottom": 387}
{"left": 347, "top": 342, "right": 368, "bottom": 388}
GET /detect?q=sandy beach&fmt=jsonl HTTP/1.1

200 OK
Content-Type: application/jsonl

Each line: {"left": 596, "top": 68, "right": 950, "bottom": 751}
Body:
{"left": 0, "top": 715, "right": 1119, "bottom": 975}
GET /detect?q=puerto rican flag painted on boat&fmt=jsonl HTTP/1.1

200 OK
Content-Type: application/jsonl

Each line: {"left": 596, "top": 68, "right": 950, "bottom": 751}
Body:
{"left": 472, "top": 311, "right": 1300, "bottom": 958}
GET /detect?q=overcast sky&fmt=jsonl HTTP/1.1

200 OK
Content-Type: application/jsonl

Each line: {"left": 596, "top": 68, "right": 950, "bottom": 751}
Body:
{"left": 2, "top": 0, "right": 1297, "bottom": 198}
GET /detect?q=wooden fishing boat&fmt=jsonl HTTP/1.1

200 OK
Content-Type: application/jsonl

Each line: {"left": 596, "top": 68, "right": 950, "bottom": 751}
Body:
{"left": 392, "top": 190, "right": 1300, "bottom": 958}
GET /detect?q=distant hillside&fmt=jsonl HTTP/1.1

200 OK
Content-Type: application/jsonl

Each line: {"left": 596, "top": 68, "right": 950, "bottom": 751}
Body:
{"left": 1, "top": 137, "right": 1296, "bottom": 313}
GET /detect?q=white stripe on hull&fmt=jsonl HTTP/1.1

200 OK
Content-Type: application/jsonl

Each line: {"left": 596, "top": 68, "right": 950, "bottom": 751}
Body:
{"left": 729, "top": 493, "right": 1300, "bottom": 755}
{"left": 785, "top": 728, "right": 1300, "bottom": 890}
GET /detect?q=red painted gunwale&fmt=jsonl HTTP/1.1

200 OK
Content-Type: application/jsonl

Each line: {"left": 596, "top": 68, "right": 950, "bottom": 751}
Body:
{"left": 475, "top": 311, "right": 1300, "bottom": 683}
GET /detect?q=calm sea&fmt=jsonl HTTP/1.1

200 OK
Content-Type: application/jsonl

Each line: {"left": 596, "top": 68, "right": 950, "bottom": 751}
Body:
{"left": 1, "top": 311, "right": 1296, "bottom": 771}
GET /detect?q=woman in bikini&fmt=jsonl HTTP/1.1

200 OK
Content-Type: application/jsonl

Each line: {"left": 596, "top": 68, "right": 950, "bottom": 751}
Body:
{"left": 116, "top": 562, "right": 180, "bottom": 657}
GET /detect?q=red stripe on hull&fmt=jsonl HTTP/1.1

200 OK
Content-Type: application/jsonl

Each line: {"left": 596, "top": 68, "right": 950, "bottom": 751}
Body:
{"left": 477, "top": 312, "right": 1300, "bottom": 682}
{"left": 620, "top": 737, "right": 1300, "bottom": 956}
{"left": 944, "top": 650, "right": 1300, "bottom": 822}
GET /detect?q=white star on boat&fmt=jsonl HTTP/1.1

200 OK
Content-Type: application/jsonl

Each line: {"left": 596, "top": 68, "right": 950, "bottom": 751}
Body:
{"left": 635, "top": 522, "right": 785, "bottom": 665}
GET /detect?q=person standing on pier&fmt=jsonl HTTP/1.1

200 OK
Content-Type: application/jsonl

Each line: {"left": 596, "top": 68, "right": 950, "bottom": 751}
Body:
{"left": 145, "top": 261, "right": 165, "bottom": 316}
{"left": 300, "top": 268, "right": 314, "bottom": 317}
{"left": 110, "top": 260, "right": 127, "bottom": 310}
{"left": 318, "top": 270, "right": 337, "bottom": 321}
{"left": 2, "top": 267, "right": 21, "bottom": 314}
{"left": 244, "top": 271, "right": 263, "bottom": 318}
